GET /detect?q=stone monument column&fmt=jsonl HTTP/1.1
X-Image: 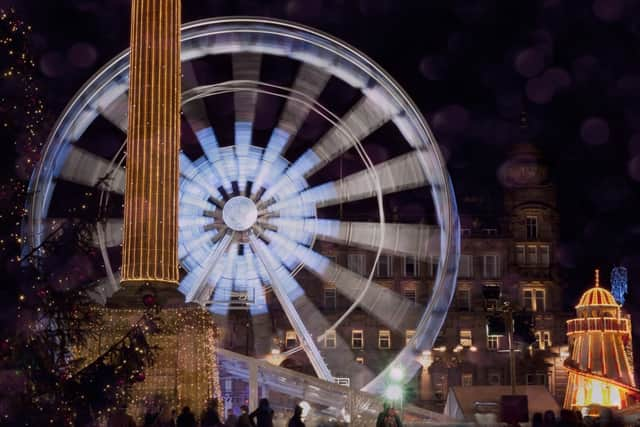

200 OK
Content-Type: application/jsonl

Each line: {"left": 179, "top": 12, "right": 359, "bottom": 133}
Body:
{"left": 121, "top": 0, "right": 181, "bottom": 287}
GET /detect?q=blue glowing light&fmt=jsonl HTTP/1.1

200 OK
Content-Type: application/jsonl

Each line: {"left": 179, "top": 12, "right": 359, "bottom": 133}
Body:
{"left": 611, "top": 266, "right": 628, "bottom": 306}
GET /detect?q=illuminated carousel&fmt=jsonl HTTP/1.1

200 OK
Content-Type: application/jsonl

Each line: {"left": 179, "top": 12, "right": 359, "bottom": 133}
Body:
{"left": 23, "top": 15, "right": 460, "bottom": 419}
{"left": 564, "top": 270, "right": 639, "bottom": 411}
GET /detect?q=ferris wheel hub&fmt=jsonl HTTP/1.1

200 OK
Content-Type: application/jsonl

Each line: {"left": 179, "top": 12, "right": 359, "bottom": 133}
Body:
{"left": 222, "top": 196, "right": 258, "bottom": 231}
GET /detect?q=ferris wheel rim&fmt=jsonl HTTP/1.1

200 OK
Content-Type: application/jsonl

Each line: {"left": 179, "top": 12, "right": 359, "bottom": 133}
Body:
{"left": 22, "top": 16, "right": 460, "bottom": 395}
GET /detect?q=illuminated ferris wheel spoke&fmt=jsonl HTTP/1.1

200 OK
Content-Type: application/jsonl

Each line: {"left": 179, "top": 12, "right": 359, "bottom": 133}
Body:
{"left": 182, "top": 231, "right": 234, "bottom": 303}
{"left": 251, "top": 64, "right": 330, "bottom": 196}
{"left": 97, "top": 91, "right": 129, "bottom": 132}
{"left": 277, "top": 63, "right": 330, "bottom": 144}
{"left": 251, "top": 312, "right": 275, "bottom": 355}
{"left": 255, "top": 96, "right": 390, "bottom": 201}
{"left": 93, "top": 79, "right": 129, "bottom": 132}
{"left": 182, "top": 97, "right": 214, "bottom": 140}
{"left": 232, "top": 53, "right": 261, "bottom": 121}
{"left": 245, "top": 245, "right": 277, "bottom": 354}
{"left": 178, "top": 101, "right": 232, "bottom": 194}
{"left": 58, "top": 145, "right": 126, "bottom": 194}
{"left": 291, "top": 292, "right": 374, "bottom": 377}
{"left": 92, "top": 218, "right": 124, "bottom": 247}
{"left": 243, "top": 247, "right": 269, "bottom": 311}
{"left": 179, "top": 181, "right": 223, "bottom": 214}
{"left": 84, "top": 273, "right": 121, "bottom": 304}
{"left": 232, "top": 53, "right": 261, "bottom": 193}
{"left": 249, "top": 234, "right": 333, "bottom": 381}
{"left": 268, "top": 218, "right": 440, "bottom": 259}
{"left": 181, "top": 61, "right": 224, "bottom": 162}
{"left": 266, "top": 150, "right": 429, "bottom": 214}
{"left": 262, "top": 230, "right": 423, "bottom": 331}
{"left": 298, "top": 97, "right": 392, "bottom": 178}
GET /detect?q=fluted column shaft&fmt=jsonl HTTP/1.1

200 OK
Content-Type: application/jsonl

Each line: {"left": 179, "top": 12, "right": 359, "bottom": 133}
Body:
{"left": 121, "top": 0, "right": 181, "bottom": 285}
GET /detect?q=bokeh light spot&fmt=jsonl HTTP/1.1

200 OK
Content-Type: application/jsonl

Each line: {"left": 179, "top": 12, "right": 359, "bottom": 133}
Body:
{"left": 580, "top": 117, "right": 610, "bottom": 145}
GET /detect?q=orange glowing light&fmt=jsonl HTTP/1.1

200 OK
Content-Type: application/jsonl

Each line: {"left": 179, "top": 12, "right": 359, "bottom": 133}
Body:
{"left": 121, "top": 0, "right": 181, "bottom": 286}
{"left": 564, "top": 270, "right": 640, "bottom": 411}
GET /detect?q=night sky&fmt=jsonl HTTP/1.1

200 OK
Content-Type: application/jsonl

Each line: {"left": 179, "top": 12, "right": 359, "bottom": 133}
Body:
{"left": 1, "top": 0, "right": 639, "bottom": 319}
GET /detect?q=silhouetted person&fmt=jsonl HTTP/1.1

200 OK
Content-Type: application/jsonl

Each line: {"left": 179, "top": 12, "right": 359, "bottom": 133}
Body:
{"left": 533, "top": 412, "right": 544, "bottom": 427}
{"left": 108, "top": 407, "right": 137, "bottom": 427}
{"left": 376, "top": 402, "right": 402, "bottom": 427}
{"left": 201, "top": 399, "right": 222, "bottom": 427}
{"left": 177, "top": 406, "right": 196, "bottom": 427}
{"left": 544, "top": 410, "right": 557, "bottom": 427}
{"left": 250, "top": 399, "right": 274, "bottom": 427}
{"left": 236, "top": 405, "right": 253, "bottom": 427}
{"left": 558, "top": 409, "right": 578, "bottom": 427}
{"left": 144, "top": 409, "right": 160, "bottom": 426}
{"left": 225, "top": 409, "right": 238, "bottom": 427}
{"left": 287, "top": 406, "right": 305, "bottom": 427}
{"left": 599, "top": 407, "right": 624, "bottom": 427}
{"left": 158, "top": 407, "right": 176, "bottom": 427}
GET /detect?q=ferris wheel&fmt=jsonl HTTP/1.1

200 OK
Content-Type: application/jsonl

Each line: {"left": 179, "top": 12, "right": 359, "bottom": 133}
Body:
{"left": 23, "top": 17, "right": 459, "bottom": 395}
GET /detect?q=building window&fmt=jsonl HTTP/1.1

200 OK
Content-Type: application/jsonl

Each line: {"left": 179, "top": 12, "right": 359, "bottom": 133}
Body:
{"left": 348, "top": 254, "right": 366, "bottom": 276}
{"left": 524, "top": 289, "right": 533, "bottom": 311}
{"left": 526, "top": 245, "right": 538, "bottom": 265}
{"left": 483, "top": 254, "right": 500, "bottom": 279}
{"left": 456, "top": 287, "right": 471, "bottom": 311}
{"left": 488, "top": 372, "right": 501, "bottom": 385}
{"left": 522, "top": 289, "right": 536, "bottom": 311}
{"left": 405, "top": 256, "right": 419, "bottom": 277}
{"left": 462, "top": 373, "right": 473, "bottom": 387}
{"left": 375, "top": 255, "right": 393, "bottom": 277}
{"left": 405, "top": 330, "right": 416, "bottom": 345}
{"left": 352, "top": 330, "right": 364, "bottom": 349}
{"left": 536, "top": 289, "right": 546, "bottom": 312}
{"left": 535, "top": 331, "right": 552, "bottom": 350}
{"left": 378, "top": 330, "right": 391, "bottom": 349}
{"left": 487, "top": 335, "right": 499, "bottom": 351}
{"left": 483, "top": 228, "right": 498, "bottom": 236}
{"left": 540, "top": 245, "right": 550, "bottom": 267}
{"left": 285, "top": 330, "right": 298, "bottom": 349}
{"left": 323, "top": 284, "right": 336, "bottom": 310}
{"left": 355, "top": 356, "right": 364, "bottom": 364}
{"left": 427, "top": 256, "right": 439, "bottom": 277}
{"left": 402, "top": 284, "right": 417, "bottom": 302}
{"left": 324, "top": 330, "right": 336, "bottom": 348}
{"left": 527, "top": 372, "right": 547, "bottom": 385}
{"left": 516, "top": 245, "right": 525, "bottom": 265}
{"left": 526, "top": 216, "right": 538, "bottom": 240}
{"left": 523, "top": 288, "right": 545, "bottom": 312}
{"left": 460, "top": 330, "right": 472, "bottom": 347}
{"left": 459, "top": 254, "right": 473, "bottom": 278}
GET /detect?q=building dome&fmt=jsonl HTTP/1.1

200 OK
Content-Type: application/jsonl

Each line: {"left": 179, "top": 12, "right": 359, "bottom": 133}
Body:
{"left": 576, "top": 270, "right": 619, "bottom": 309}
{"left": 498, "top": 142, "right": 549, "bottom": 188}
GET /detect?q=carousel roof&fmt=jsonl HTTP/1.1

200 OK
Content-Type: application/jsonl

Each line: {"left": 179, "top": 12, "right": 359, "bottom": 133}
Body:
{"left": 576, "top": 269, "right": 619, "bottom": 309}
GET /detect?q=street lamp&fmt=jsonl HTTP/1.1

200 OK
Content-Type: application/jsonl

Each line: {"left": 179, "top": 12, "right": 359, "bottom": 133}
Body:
{"left": 265, "top": 348, "right": 286, "bottom": 366}
{"left": 384, "top": 384, "right": 403, "bottom": 401}
{"left": 385, "top": 366, "right": 405, "bottom": 418}
{"left": 389, "top": 366, "right": 405, "bottom": 382}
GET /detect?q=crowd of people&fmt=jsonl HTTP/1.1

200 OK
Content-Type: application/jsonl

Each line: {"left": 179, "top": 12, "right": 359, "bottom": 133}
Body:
{"left": 531, "top": 409, "right": 626, "bottom": 427}
{"left": 107, "top": 398, "right": 306, "bottom": 427}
